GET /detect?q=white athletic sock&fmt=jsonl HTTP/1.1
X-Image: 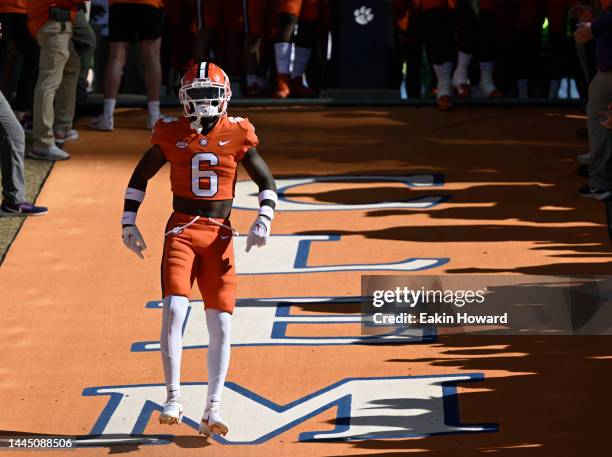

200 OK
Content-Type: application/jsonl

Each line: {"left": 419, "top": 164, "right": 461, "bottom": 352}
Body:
{"left": 102, "top": 99, "right": 116, "bottom": 119}
{"left": 148, "top": 100, "right": 161, "bottom": 120}
{"left": 434, "top": 62, "right": 453, "bottom": 98}
{"left": 160, "top": 295, "right": 189, "bottom": 398}
{"left": 291, "top": 46, "right": 312, "bottom": 78}
{"left": 452, "top": 51, "right": 472, "bottom": 85}
{"left": 274, "top": 42, "right": 292, "bottom": 75}
{"left": 205, "top": 308, "right": 231, "bottom": 406}
{"left": 479, "top": 61, "right": 497, "bottom": 96}
{"left": 517, "top": 79, "right": 529, "bottom": 99}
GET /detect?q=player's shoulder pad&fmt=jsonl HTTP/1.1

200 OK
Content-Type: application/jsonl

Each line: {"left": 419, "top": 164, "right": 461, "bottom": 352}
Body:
{"left": 151, "top": 116, "right": 180, "bottom": 143}
{"left": 227, "top": 116, "right": 255, "bottom": 132}
{"left": 152, "top": 115, "right": 179, "bottom": 132}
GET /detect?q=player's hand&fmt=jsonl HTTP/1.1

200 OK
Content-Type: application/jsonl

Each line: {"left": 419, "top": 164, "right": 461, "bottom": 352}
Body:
{"left": 246, "top": 215, "right": 271, "bottom": 252}
{"left": 122, "top": 225, "right": 147, "bottom": 259}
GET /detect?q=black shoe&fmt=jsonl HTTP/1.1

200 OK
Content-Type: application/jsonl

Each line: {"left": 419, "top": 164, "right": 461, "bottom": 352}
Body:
{"left": 0, "top": 201, "right": 48, "bottom": 216}
{"left": 578, "top": 185, "right": 612, "bottom": 200}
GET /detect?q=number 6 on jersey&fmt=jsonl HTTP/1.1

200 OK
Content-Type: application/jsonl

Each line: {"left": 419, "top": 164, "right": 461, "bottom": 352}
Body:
{"left": 192, "top": 153, "right": 218, "bottom": 197}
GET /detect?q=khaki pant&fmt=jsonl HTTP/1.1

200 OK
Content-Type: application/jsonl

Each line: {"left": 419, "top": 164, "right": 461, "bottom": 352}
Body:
{"left": 32, "top": 20, "right": 80, "bottom": 150}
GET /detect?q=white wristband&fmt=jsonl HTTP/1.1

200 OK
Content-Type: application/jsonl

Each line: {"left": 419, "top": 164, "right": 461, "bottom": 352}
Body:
{"left": 125, "top": 187, "right": 145, "bottom": 202}
{"left": 258, "top": 205, "right": 275, "bottom": 220}
{"left": 258, "top": 190, "right": 278, "bottom": 205}
{"left": 122, "top": 211, "right": 137, "bottom": 226}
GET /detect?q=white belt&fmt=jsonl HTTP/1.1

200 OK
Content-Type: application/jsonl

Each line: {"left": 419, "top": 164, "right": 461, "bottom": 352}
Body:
{"left": 165, "top": 216, "right": 240, "bottom": 237}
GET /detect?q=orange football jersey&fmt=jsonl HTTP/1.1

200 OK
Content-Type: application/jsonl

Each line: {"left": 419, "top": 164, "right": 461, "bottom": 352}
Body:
{"left": 151, "top": 115, "right": 258, "bottom": 200}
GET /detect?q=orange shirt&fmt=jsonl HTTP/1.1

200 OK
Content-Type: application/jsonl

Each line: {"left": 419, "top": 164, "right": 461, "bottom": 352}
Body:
{"left": 26, "top": 0, "right": 83, "bottom": 36}
{"left": 109, "top": 0, "right": 163, "bottom": 8}
{"left": 0, "top": 0, "right": 27, "bottom": 14}
{"left": 151, "top": 116, "right": 259, "bottom": 201}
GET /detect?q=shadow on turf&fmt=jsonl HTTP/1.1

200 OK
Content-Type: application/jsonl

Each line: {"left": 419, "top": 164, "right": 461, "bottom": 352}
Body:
{"left": 317, "top": 334, "right": 612, "bottom": 456}
{"left": 264, "top": 107, "right": 609, "bottom": 266}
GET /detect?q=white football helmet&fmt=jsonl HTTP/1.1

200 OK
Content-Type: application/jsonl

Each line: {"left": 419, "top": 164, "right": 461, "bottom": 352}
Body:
{"left": 179, "top": 61, "right": 232, "bottom": 128}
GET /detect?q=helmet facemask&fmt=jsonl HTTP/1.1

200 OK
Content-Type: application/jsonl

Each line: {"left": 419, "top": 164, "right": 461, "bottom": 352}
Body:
{"left": 179, "top": 78, "right": 231, "bottom": 129}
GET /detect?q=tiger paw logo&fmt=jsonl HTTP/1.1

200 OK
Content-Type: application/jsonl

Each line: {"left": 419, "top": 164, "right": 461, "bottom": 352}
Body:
{"left": 354, "top": 6, "right": 374, "bottom": 25}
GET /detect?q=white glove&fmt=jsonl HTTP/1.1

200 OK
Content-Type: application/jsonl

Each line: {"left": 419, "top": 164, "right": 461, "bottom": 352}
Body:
{"left": 122, "top": 225, "right": 147, "bottom": 259}
{"left": 246, "top": 215, "right": 271, "bottom": 252}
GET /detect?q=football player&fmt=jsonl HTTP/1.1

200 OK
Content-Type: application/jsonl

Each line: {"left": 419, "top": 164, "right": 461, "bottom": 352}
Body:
{"left": 120, "top": 62, "right": 277, "bottom": 437}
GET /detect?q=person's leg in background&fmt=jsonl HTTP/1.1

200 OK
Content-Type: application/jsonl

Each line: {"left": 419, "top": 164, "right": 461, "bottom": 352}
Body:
{"left": 393, "top": 0, "right": 423, "bottom": 98}
{"left": 477, "top": 0, "right": 502, "bottom": 98}
{"left": 403, "top": 3, "right": 424, "bottom": 98}
{"left": 0, "top": 90, "right": 26, "bottom": 207}
{"left": 392, "top": 0, "right": 410, "bottom": 94}
{"left": 140, "top": 36, "right": 163, "bottom": 129}
{"left": 452, "top": 0, "right": 477, "bottom": 98}
{"left": 585, "top": 71, "right": 612, "bottom": 196}
{"left": 289, "top": 0, "right": 320, "bottom": 97}
{"left": 134, "top": 3, "right": 163, "bottom": 129}
{"left": 194, "top": 0, "right": 220, "bottom": 62}
{"left": 545, "top": 0, "right": 571, "bottom": 99}
{"left": 91, "top": 2, "right": 133, "bottom": 131}
{"left": 72, "top": 5, "right": 97, "bottom": 107}
{"left": 136, "top": 1, "right": 164, "bottom": 130}
{"left": 421, "top": 0, "right": 456, "bottom": 110}
{"left": 0, "top": 13, "right": 40, "bottom": 130}
{"left": 31, "top": 20, "right": 73, "bottom": 160}
{"left": 218, "top": 0, "right": 245, "bottom": 96}
{"left": 243, "top": 0, "right": 276, "bottom": 96}
{"left": 0, "top": 90, "right": 47, "bottom": 215}
{"left": 273, "top": 0, "right": 299, "bottom": 98}
{"left": 166, "top": 0, "right": 197, "bottom": 94}
{"left": 52, "top": 39, "right": 81, "bottom": 146}
{"left": 515, "top": 0, "right": 544, "bottom": 98}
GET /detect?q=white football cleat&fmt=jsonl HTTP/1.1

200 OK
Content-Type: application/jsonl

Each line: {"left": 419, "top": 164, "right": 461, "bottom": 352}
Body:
{"left": 159, "top": 397, "right": 183, "bottom": 425}
{"left": 199, "top": 402, "right": 228, "bottom": 437}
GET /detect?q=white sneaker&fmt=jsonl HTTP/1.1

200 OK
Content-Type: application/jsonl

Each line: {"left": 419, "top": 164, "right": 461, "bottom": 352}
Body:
{"left": 577, "top": 152, "right": 591, "bottom": 165}
{"left": 159, "top": 397, "right": 183, "bottom": 425}
{"left": 29, "top": 145, "right": 70, "bottom": 161}
{"left": 199, "top": 402, "right": 228, "bottom": 437}
{"left": 54, "top": 129, "right": 79, "bottom": 145}
{"left": 90, "top": 115, "right": 113, "bottom": 131}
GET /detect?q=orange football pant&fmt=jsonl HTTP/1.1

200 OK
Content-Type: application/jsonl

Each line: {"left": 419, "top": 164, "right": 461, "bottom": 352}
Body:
{"left": 161, "top": 212, "right": 237, "bottom": 313}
